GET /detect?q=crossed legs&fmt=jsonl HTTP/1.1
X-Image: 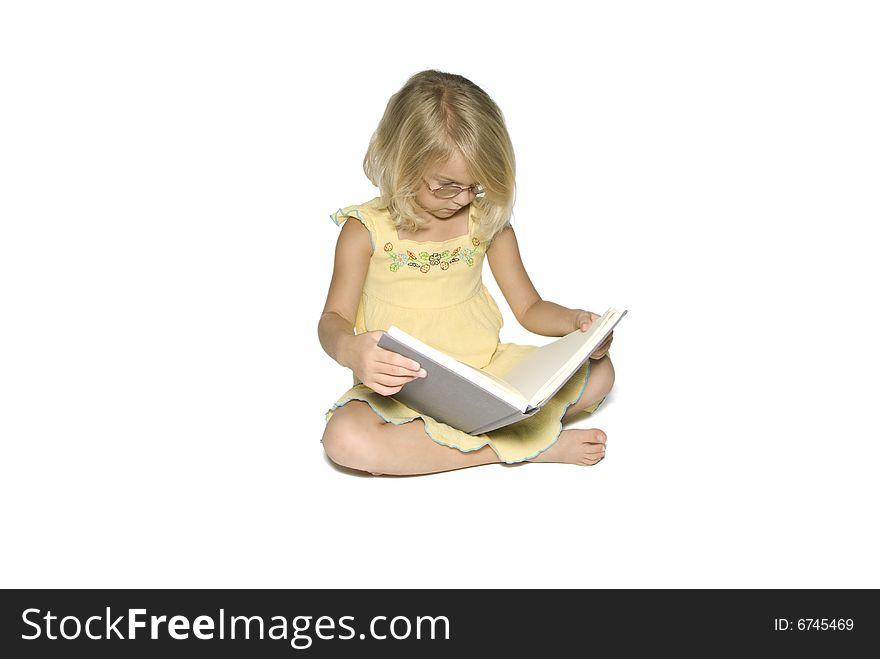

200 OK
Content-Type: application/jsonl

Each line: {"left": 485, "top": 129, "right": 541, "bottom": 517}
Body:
{"left": 322, "top": 355, "right": 615, "bottom": 476}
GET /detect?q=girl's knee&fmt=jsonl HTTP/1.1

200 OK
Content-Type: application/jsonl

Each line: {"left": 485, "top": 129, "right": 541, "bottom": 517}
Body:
{"left": 603, "top": 356, "right": 615, "bottom": 391}
{"left": 322, "top": 406, "right": 383, "bottom": 472}
{"left": 590, "top": 355, "right": 615, "bottom": 396}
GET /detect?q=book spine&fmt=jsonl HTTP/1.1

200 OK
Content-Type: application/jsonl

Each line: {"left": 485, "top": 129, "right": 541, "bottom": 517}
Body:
{"left": 469, "top": 407, "right": 539, "bottom": 436}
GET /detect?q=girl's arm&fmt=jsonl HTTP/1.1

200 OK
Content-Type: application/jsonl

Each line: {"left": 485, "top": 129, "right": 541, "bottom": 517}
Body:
{"left": 318, "top": 219, "right": 426, "bottom": 394}
{"left": 486, "top": 226, "right": 601, "bottom": 339}
{"left": 318, "top": 218, "right": 371, "bottom": 364}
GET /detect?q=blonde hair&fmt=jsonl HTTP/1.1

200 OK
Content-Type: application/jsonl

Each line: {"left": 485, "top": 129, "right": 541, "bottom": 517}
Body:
{"left": 363, "top": 70, "right": 516, "bottom": 243}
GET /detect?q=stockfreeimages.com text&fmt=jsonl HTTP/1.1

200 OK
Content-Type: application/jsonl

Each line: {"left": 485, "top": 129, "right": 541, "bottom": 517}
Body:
{"left": 22, "top": 608, "right": 450, "bottom": 649}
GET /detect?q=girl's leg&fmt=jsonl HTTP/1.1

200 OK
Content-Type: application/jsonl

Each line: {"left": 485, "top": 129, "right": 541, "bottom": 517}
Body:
{"left": 322, "top": 356, "right": 615, "bottom": 476}
{"left": 561, "top": 355, "right": 615, "bottom": 422}
{"left": 528, "top": 355, "right": 615, "bottom": 465}
{"left": 322, "top": 401, "right": 500, "bottom": 476}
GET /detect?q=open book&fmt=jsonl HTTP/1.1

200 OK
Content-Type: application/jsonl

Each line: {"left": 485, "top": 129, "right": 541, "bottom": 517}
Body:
{"left": 376, "top": 307, "right": 627, "bottom": 435}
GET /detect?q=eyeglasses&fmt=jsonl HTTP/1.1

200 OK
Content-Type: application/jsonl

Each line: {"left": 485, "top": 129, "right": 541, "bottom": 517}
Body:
{"left": 423, "top": 178, "right": 486, "bottom": 199}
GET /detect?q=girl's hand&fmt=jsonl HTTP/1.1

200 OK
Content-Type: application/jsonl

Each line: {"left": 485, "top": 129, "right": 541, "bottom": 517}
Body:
{"left": 341, "top": 331, "right": 427, "bottom": 396}
{"left": 574, "top": 310, "right": 614, "bottom": 360}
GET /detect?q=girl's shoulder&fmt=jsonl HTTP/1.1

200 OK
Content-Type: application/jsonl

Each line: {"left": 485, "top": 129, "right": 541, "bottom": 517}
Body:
{"left": 330, "top": 197, "right": 391, "bottom": 252}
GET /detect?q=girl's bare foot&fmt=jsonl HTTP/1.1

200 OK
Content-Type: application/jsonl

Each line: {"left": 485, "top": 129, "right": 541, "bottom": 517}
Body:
{"left": 528, "top": 428, "right": 607, "bottom": 466}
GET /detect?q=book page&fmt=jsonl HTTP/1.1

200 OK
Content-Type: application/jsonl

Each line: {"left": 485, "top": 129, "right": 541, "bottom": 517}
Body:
{"left": 500, "top": 308, "right": 627, "bottom": 406}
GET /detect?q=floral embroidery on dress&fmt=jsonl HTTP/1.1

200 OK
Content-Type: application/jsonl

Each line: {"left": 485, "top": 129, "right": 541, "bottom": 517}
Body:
{"left": 385, "top": 244, "right": 479, "bottom": 273}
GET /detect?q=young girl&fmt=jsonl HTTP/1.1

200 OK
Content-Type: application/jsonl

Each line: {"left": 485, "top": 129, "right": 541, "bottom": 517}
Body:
{"left": 319, "top": 70, "right": 616, "bottom": 476}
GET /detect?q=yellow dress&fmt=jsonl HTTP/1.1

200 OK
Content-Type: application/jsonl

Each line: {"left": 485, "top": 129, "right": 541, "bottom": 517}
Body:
{"left": 325, "top": 197, "right": 603, "bottom": 464}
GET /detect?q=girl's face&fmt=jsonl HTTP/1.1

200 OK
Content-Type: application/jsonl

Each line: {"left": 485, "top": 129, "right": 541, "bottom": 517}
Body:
{"left": 415, "top": 151, "right": 480, "bottom": 223}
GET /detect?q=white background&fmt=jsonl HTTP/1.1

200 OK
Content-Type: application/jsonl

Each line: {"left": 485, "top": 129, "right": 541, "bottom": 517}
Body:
{"left": 2, "top": 1, "right": 878, "bottom": 588}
